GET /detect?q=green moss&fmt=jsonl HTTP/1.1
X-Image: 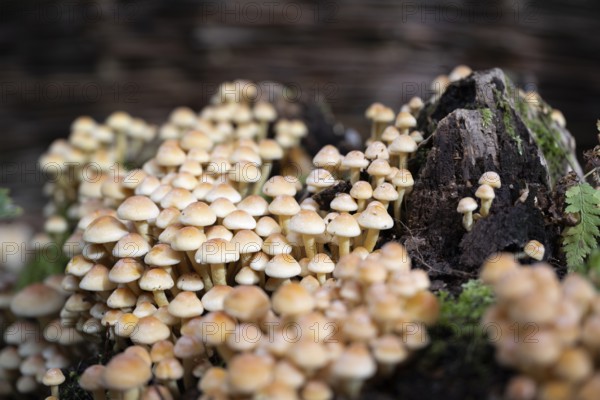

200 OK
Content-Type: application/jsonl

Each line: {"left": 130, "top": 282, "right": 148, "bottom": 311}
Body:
{"left": 480, "top": 108, "right": 493, "bottom": 129}
{"left": 492, "top": 87, "right": 524, "bottom": 155}
{"left": 16, "top": 232, "right": 69, "bottom": 289}
{"left": 438, "top": 279, "right": 495, "bottom": 333}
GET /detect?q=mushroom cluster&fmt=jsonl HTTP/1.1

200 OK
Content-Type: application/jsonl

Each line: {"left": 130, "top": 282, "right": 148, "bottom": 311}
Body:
{"left": 481, "top": 254, "right": 600, "bottom": 400}
{"left": 0, "top": 282, "right": 80, "bottom": 397}
{"left": 456, "top": 171, "right": 500, "bottom": 231}
{"left": 0, "top": 72, "right": 465, "bottom": 399}
{"left": 67, "top": 242, "right": 437, "bottom": 400}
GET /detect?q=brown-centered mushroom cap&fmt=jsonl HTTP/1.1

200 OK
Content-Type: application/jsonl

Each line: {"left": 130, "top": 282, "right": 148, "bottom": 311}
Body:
{"left": 83, "top": 216, "right": 129, "bottom": 244}
{"left": 102, "top": 353, "right": 152, "bottom": 390}
{"left": 117, "top": 196, "right": 160, "bottom": 221}
{"left": 10, "top": 283, "right": 64, "bottom": 318}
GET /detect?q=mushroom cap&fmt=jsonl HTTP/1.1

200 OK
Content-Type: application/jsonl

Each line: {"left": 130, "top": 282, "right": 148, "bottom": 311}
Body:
{"left": 160, "top": 188, "right": 197, "bottom": 210}
{"left": 237, "top": 195, "right": 269, "bottom": 217}
{"left": 223, "top": 210, "right": 256, "bottom": 231}
{"left": 176, "top": 273, "right": 205, "bottom": 292}
{"left": 263, "top": 176, "right": 297, "bottom": 197}
{"left": 180, "top": 202, "right": 217, "bottom": 227}
{"left": 262, "top": 233, "right": 292, "bottom": 256}
{"left": 330, "top": 193, "right": 358, "bottom": 213}
{"left": 392, "top": 169, "right": 414, "bottom": 188}
{"left": 457, "top": 197, "right": 478, "bottom": 213}
{"left": 156, "top": 142, "right": 186, "bottom": 167}
{"left": 524, "top": 240, "right": 545, "bottom": 261}
{"left": 332, "top": 343, "right": 376, "bottom": 379}
{"left": 83, "top": 216, "right": 129, "bottom": 244}
{"left": 272, "top": 282, "right": 315, "bottom": 316}
{"left": 227, "top": 353, "right": 274, "bottom": 395}
{"left": 357, "top": 204, "right": 394, "bottom": 230}
{"left": 205, "top": 183, "right": 242, "bottom": 204}
{"left": 342, "top": 151, "right": 369, "bottom": 169}
{"left": 168, "top": 292, "right": 204, "bottom": 318}
{"left": 65, "top": 254, "right": 94, "bottom": 277}
{"left": 255, "top": 216, "right": 282, "bottom": 237}
{"left": 79, "top": 365, "right": 105, "bottom": 392}
{"left": 394, "top": 111, "right": 417, "bottom": 130}
{"left": 131, "top": 316, "right": 171, "bottom": 345}
{"left": 350, "top": 181, "right": 373, "bottom": 200}
{"left": 308, "top": 253, "right": 336, "bottom": 274}
{"left": 196, "top": 239, "right": 240, "bottom": 264}
{"left": 381, "top": 126, "right": 401, "bottom": 143}
{"left": 113, "top": 233, "right": 151, "bottom": 258}
{"left": 268, "top": 195, "right": 301, "bottom": 216}
{"left": 253, "top": 102, "right": 277, "bottom": 121}
{"left": 139, "top": 268, "right": 174, "bottom": 291}
{"left": 117, "top": 196, "right": 160, "bottom": 221}
{"left": 449, "top": 65, "right": 472, "bottom": 82}
{"left": 365, "top": 141, "right": 389, "bottom": 160}
{"left": 265, "top": 254, "right": 302, "bottom": 279}
{"left": 10, "top": 284, "right": 64, "bottom": 318}
{"left": 209, "top": 198, "right": 237, "bottom": 219}
{"left": 367, "top": 158, "right": 392, "bottom": 177}
{"left": 313, "top": 145, "right": 341, "bottom": 169}
{"left": 389, "top": 134, "right": 418, "bottom": 154}
{"left": 475, "top": 184, "right": 495, "bottom": 200}
{"left": 223, "top": 285, "right": 270, "bottom": 321}
{"left": 109, "top": 258, "right": 144, "bottom": 284}
{"left": 231, "top": 230, "right": 263, "bottom": 254}
{"left": 289, "top": 210, "right": 326, "bottom": 235}
{"left": 479, "top": 171, "right": 501, "bottom": 188}
{"left": 205, "top": 225, "right": 234, "bottom": 241}
{"left": 102, "top": 353, "right": 152, "bottom": 390}
{"left": 306, "top": 169, "right": 335, "bottom": 189}
{"left": 201, "top": 286, "right": 234, "bottom": 312}
{"left": 171, "top": 226, "right": 207, "bottom": 252}
{"left": 373, "top": 183, "right": 399, "bottom": 202}
{"left": 144, "top": 244, "right": 182, "bottom": 266}
{"left": 259, "top": 139, "right": 284, "bottom": 161}
{"left": 80, "top": 264, "right": 117, "bottom": 292}
{"left": 327, "top": 213, "right": 362, "bottom": 238}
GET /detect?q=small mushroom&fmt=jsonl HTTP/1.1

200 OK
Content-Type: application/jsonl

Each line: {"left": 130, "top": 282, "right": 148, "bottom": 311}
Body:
{"left": 475, "top": 184, "right": 495, "bottom": 217}
{"left": 457, "top": 197, "right": 478, "bottom": 232}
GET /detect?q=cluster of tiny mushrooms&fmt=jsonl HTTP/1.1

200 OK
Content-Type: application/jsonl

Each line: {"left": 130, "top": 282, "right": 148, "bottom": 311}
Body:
{"left": 0, "top": 65, "right": 576, "bottom": 400}
{"left": 482, "top": 255, "right": 600, "bottom": 400}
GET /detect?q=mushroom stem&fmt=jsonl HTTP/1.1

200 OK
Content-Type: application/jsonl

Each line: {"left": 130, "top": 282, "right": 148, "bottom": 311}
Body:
{"left": 133, "top": 221, "right": 152, "bottom": 243}
{"left": 371, "top": 176, "right": 385, "bottom": 189}
{"left": 303, "top": 235, "right": 317, "bottom": 260}
{"left": 115, "top": 130, "right": 127, "bottom": 163}
{"left": 211, "top": 263, "right": 227, "bottom": 286}
{"left": 278, "top": 215, "right": 291, "bottom": 236}
{"left": 462, "top": 211, "right": 474, "bottom": 231}
{"left": 394, "top": 190, "right": 406, "bottom": 220}
{"left": 398, "top": 153, "right": 408, "bottom": 169}
{"left": 316, "top": 272, "right": 327, "bottom": 285}
{"left": 126, "top": 282, "right": 142, "bottom": 296}
{"left": 50, "top": 385, "right": 60, "bottom": 398}
{"left": 182, "top": 358, "right": 195, "bottom": 390}
{"left": 363, "top": 229, "right": 380, "bottom": 252}
{"left": 350, "top": 168, "right": 361, "bottom": 185}
{"left": 257, "top": 163, "right": 273, "bottom": 193}
{"left": 153, "top": 290, "right": 169, "bottom": 307}
{"left": 357, "top": 199, "right": 367, "bottom": 213}
{"left": 480, "top": 199, "right": 493, "bottom": 217}
{"left": 165, "top": 380, "right": 180, "bottom": 398}
{"left": 338, "top": 236, "right": 351, "bottom": 258}
{"left": 186, "top": 251, "right": 213, "bottom": 290}
{"left": 91, "top": 389, "right": 107, "bottom": 400}
{"left": 258, "top": 121, "right": 269, "bottom": 140}
{"left": 343, "top": 379, "right": 365, "bottom": 399}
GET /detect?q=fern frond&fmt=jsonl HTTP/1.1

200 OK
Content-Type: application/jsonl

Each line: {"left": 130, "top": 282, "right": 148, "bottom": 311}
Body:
{"left": 563, "top": 182, "right": 600, "bottom": 269}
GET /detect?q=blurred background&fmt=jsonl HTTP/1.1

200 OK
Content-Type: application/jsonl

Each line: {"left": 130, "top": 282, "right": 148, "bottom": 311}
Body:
{"left": 1, "top": 0, "right": 599, "bottom": 225}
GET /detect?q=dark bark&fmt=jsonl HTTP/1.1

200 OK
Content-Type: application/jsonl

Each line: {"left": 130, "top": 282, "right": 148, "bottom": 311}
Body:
{"left": 401, "top": 69, "right": 577, "bottom": 287}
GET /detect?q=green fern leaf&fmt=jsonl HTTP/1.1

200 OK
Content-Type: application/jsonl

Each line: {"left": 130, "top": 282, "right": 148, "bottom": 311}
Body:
{"left": 563, "top": 182, "right": 600, "bottom": 269}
